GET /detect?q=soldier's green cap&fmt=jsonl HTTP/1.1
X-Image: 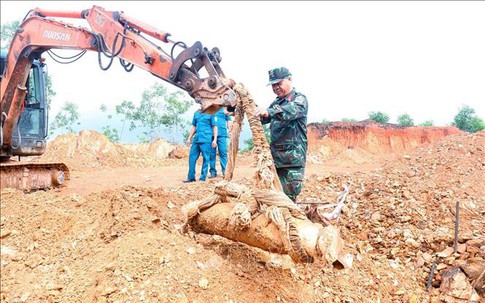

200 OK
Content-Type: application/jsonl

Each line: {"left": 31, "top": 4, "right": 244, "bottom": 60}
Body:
{"left": 267, "top": 67, "right": 292, "bottom": 85}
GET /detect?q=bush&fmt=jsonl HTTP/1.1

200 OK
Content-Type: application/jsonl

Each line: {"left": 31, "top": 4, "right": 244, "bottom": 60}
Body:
{"left": 368, "top": 111, "right": 390, "bottom": 124}
{"left": 453, "top": 105, "right": 485, "bottom": 133}
{"left": 419, "top": 120, "right": 434, "bottom": 127}
{"left": 397, "top": 113, "right": 414, "bottom": 127}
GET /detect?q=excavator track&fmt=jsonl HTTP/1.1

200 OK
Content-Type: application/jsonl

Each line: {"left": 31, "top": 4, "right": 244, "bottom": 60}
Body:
{"left": 0, "top": 162, "right": 70, "bottom": 191}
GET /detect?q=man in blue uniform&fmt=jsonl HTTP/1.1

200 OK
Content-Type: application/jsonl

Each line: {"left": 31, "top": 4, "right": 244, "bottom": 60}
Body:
{"left": 255, "top": 67, "right": 308, "bottom": 202}
{"left": 183, "top": 106, "right": 218, "bottom": 183}
{"left": 209, "top": 108, "right": 233, "bottom": 179}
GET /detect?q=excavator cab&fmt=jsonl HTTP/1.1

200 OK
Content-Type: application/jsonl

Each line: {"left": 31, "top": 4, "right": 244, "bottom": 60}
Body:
{"left": 1, "top": 50, "right": 48, "bottom": 159}
{"left": 1, "top": 50, "right": 67, "bottom": 191}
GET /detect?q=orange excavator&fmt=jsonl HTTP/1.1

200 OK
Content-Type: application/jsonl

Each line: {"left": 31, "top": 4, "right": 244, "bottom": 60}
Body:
{"left": 0, "top": 5, "right": 237, "bottom": 191}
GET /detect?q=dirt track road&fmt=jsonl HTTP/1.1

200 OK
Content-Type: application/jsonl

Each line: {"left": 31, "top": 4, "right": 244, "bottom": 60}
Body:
{"left": 61, "top": 158, "right": 383, "bottom": 196}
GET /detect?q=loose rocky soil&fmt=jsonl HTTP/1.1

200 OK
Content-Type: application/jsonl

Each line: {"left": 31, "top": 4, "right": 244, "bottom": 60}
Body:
{"left": 1, "top": 124, "right": 484, "bottom": 303}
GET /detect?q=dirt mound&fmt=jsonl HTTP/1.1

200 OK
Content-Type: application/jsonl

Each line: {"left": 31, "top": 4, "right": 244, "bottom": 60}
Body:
{"left": 168, "top": 146, "right": 190, "bottom": 159}
{"left": 311, "top": 130, "right": 485, "bottom": 299}
{"left": 42, "top": 130, "right": 177, "bottom": 171}
{"left": 307, "top": 120, "right": 464, "bottom": 165}
{"left": 123, "top": 138, "right": 177, "bottom": 160}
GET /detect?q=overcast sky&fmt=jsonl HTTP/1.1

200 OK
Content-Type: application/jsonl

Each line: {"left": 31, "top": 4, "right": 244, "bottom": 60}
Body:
{"left": 1, "top": 1, "right": 484, "bottom": 141}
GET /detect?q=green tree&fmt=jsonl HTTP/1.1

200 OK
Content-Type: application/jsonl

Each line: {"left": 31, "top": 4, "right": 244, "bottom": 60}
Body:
{"left": 100, "top": 104, "right": 120, "bottom": 142}
{"left": 50, "top": 101, "right": 80, "bottom": 134}
{"left": 341, "top": 118, "right": 357, "bottom": 123}
{"left": 368, "top": 111, "right": 390, "bottom": 124}
{"left": 44, "top": 73, "right": 56, "bottom": 110}
{"left": 241, "top": 124, "right": 270, "bottom": 152}
{"left": 397, "top": 113, "right": 414, "bottom": 127}
{"left": 321, "top": 119, "right": 330, "bottom": 124}
{"left": 2, "top": 20, "right": 56, "bottom": 109}
{"left": 1, "top": 20, "right": 20, "bottom": 49}
{"left": 116, "top": 83, "right": 192, "bottom": 143}
{"left": 453, "top": 105, "right": 485, "bottom": 133}
{"left": 115, "top": 100, "right": 134, "bottom": 140}
{"left": 241, "top": 137, "right": 254, "bottom": 152}
{"left": 182, "top": 129, "right": 190, "bottom": 142}
{"left": 419, "top": 120, "right": 434, "bottom": 127}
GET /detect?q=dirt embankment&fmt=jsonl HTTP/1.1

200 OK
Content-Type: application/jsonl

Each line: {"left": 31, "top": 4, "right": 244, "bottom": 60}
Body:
{"left": 40, "top": 122, "right": 463, "bottom": 172}
{"left": 309, "top": 120, "right": 463, "bottom": 154}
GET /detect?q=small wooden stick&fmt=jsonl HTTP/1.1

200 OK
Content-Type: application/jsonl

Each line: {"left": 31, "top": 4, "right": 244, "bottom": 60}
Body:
{"left": 454, "top": 201, "right": 459, "bottom": 254}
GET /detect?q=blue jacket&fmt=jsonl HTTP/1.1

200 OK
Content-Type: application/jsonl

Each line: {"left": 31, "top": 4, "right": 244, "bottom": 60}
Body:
{"left": 192, "top": 110, "right": 217, "bottom": 143}
{"left": 214, "top": 108, "right": 232, "bottom": 137}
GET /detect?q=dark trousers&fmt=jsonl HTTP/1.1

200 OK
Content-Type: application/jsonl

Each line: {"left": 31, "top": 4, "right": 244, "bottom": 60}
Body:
{"left": 276, "top": 166, "right": 305, "bottom": 202}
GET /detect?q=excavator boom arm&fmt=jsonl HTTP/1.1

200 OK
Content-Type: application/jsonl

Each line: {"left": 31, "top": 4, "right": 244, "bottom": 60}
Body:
{"left": 1, "top": 5, "right": 236, "bottom": 146}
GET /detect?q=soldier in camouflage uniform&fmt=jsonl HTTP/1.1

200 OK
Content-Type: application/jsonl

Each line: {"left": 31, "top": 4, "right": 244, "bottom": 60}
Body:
{"left": 255, "top": 67, "right": 308, "bottom": 202}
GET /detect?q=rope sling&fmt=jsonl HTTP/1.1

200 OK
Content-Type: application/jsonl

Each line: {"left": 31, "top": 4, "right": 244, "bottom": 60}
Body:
{"left": 183, "top": 83, "right": 344, "bottom": 264}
